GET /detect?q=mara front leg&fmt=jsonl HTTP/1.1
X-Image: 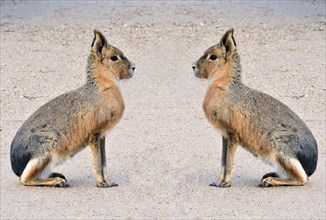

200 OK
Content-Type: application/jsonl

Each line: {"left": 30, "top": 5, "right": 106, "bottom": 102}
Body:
{"left": 210, "top": 134, "right": 239, "bottom": 187}
{"left": 89, "top": 135, "right": 118, "bottom": 188}
{"left": 210, "top": 136, "right": 227, "bottom": 187}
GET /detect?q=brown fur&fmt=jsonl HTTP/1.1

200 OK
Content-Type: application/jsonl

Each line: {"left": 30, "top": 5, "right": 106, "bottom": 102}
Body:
{"left": 193, "top": 29, "right": 318, "bottom": 187}
{"left": 10, "top": 30, "right": 135, "bottom": 187}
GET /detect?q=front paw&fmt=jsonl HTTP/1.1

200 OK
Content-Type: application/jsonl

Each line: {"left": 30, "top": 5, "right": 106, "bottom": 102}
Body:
{"left": 96, "top": 181, "right": 119, "bottom": 188}
{"left": 209, "top": 181, "right": 231, "bottom": 187}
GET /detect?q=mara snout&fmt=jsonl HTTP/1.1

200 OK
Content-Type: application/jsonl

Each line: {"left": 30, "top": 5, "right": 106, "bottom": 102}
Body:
{"left": 192, "top": 61, "right": 199, "bottom": 78}
{"left": 128, "top": 61, "right": 136, "bottom": 79}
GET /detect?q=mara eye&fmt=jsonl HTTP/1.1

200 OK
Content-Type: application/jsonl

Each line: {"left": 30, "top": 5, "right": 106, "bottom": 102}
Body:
{"left": 209, "top": 55, "right": 218, "bottom": 60}
{"left": 110, "top": 55, "right": 118, "bottom": 61}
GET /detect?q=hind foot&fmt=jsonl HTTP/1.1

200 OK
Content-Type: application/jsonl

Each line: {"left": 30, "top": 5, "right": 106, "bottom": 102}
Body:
{"left": 49, "top": 172, "right": 69, "bottom": 187}
{"left": 53, "top": 177, "right": 70, "bottom": 188}
{"left": 259, "top": 176, "right": 306, "bottom": 187}
{"left": 259, "top": 172, "right": 279, "bottom": 187}
{"left": 259, "top": 176, "right": 297, "bottom": 187}
{"left": 20, "top": 159, "right": 69, "bottom": 187}
{"left": 259, "top": 177, "right": 275, "bottom": 187}
{"left": 21, "top": 176, "right": 69, "bottom": 187}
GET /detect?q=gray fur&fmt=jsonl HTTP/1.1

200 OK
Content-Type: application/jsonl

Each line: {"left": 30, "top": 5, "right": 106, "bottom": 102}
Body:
{"left": 10, "top": 84, "right": 99, "bottom": 176}
{"left": 229, "top": 82, "right": 318, "bottom": 176}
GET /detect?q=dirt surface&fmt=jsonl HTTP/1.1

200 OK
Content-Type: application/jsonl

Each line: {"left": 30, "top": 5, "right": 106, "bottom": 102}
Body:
{"left": 1, "top": 1, "right": 325, "bottom": 219}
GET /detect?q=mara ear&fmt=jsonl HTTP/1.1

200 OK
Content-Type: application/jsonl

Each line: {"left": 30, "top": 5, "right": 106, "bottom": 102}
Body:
{"left": 220, "top": 28, "right": 237, "bottom": 54}
{"left": 91, "top": 29, "right": 108, "bottom": 57}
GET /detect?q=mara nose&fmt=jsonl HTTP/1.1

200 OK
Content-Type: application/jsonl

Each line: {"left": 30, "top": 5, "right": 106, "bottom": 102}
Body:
{"left": 130, "top": 62, "right": 136, "bottom": 71}
{"left": 192, "top": 61, "right": 197, "bottom": 71}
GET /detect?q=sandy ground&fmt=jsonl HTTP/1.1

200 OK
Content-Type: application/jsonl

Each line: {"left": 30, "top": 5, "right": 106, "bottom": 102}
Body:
{"left": 0, "top": 1, "right": 325, "bottom": 219}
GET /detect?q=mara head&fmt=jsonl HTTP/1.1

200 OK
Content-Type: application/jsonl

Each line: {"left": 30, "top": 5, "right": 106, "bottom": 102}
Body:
{"left": 192, "top": 28, "right": 238, "bottom": 80}
{"left": 89, "top": 29, "right": 135, "bottom": 81}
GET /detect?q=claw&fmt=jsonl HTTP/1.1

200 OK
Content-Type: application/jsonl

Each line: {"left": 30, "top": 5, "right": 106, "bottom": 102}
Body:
{"left": 260, "top": 177, "right": 275, "bottom": 187}
{"left": 97, "top": 182, "right": 119, "bottom": 188}
{"left": 209, "top": 181, "right": 231, "bottom": 187}
{"left": 53, "top": 177, "right": 69, "bottom": 187}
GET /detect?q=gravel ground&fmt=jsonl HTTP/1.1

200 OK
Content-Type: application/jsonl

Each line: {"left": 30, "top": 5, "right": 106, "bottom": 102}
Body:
{"left": 0, "top": 1, "right": 325, "bottom": 219}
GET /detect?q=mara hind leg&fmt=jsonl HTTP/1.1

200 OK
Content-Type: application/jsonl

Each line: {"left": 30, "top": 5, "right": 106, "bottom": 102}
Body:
{"left": 260, "top": 157, "right": 308, "bottom": 187}
{"left": 210, "top": 135, "right": 239, "bottom": 187}
{"left": 20, "top": 158, "right": 68, "bottom": 187}
{"left": 89, "top": 135, "right": 118, "bottom": 188}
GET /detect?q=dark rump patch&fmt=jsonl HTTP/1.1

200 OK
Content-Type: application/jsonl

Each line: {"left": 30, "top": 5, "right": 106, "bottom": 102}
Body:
{"left": 10, "top": 142, "right": 31, "bottom": 177}
{"left": 296, "top": 139, "right": 318, "bottom": 177}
